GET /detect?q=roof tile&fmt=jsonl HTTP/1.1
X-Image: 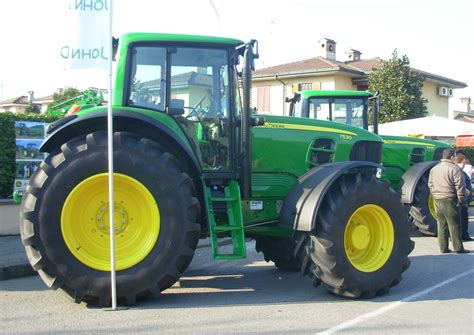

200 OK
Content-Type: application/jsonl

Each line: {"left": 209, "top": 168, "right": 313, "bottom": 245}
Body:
{"left": 344, "top": 58, "right": 383, "bottom": 72}
{"left": 254, "top": 55, "right": 466, "bottom": 87}
{"left": 254, "top": 56, "right": 364, "bottom": 77}
{"left": 0, "top": 96, "right": 28, "bottom": 105}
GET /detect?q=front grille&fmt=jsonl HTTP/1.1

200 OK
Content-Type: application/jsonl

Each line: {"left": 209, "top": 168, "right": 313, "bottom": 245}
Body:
{"left": 349, "top": 141, "right": 382, "bottom": 164}
{"left": 433, "top": 147, "right": 445, "bottom": 161}
{"left": 307, "top": 138, "right": 335, "bottom": 167}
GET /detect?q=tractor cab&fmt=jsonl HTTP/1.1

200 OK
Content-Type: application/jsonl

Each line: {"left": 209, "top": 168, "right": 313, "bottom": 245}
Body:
{"left": 126, "top": 44, "right": 235, "bottom": 170}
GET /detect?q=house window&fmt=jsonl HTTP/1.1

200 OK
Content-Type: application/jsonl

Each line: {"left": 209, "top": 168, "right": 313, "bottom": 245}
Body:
{"left": 257, "top": 86, "right": 271, "bottom": 113}
{"left": 298, "top": 83, "right": 313, "bottom": 91}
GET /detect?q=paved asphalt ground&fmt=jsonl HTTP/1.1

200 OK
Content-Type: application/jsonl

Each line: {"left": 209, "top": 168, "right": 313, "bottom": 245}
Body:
{"left": 0, "top": 212, "right": 473, "bottom": 334}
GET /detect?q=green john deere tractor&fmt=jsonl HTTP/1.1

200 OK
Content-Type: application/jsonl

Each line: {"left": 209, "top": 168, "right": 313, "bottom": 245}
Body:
{"left": 22, "top": 142, "right": 40, "bottom": 158}
{"left": 287, "top": 90, "right": 450, "bottom": 235}
{"left": 20, "top": 33, "right": 413, "bottom": 307}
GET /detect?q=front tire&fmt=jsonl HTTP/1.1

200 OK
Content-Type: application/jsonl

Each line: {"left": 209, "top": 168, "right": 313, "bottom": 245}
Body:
{"left": 302, "top": 173, "right": 414, "bottom": 298}
{"left": 409, "top": 174, "right": 437, "bottom": 236}
{"left": 255, "top": 236, "right": 301, "bottom": 271}
{"left": 20, "top": 131, "right": 200, "bottom": 306}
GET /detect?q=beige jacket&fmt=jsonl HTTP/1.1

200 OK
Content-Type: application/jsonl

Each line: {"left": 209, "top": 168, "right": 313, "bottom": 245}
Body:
{"left": 428, "top": 159, "right": 466, "bottom": 202}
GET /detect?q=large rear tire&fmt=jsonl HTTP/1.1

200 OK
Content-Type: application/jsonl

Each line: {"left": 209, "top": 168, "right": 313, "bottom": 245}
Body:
{"left": 301, "top": 173, "right": 414, "bottom": 298}
{"left": 20, "top": 131, "right": 200, "bottom": 306}
{"left": 255, "top": 236, "right": 301, "bottom": 271}
{"left": 409, "top": 174, "right": 437, "bottom": 236}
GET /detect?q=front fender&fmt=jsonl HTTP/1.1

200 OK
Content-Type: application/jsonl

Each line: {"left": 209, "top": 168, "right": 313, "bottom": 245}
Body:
{"left": 279, "top": 161, "right": 380, "bottom": 232}
{"left": 399, "top": 161, "right": 438, "bottom": 204}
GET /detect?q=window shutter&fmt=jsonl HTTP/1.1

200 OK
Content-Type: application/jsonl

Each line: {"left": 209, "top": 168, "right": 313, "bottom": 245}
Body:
{"left": 257, "top": 86, "right": 271, "bottom": 113}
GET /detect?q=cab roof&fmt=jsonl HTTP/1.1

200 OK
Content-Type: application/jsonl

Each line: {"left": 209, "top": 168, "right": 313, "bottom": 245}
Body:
{"left": 120, "top": 32, "right": 244, "bottom": 48}
{"left": 299, "top": 90, "right": 371, "bottom": 99}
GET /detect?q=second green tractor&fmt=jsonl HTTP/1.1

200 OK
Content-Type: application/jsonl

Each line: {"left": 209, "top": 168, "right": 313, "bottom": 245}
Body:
{"left": 288, "top": 90, "right": 450, "bottom": 235}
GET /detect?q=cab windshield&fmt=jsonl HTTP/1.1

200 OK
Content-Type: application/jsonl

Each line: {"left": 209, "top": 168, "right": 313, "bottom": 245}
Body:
{"left": 296, "top": 97, "right": 367, "bottom": 129}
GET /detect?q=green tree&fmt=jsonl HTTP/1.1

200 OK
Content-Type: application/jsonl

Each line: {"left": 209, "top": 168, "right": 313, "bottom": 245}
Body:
{"left": 368, "top": 50, "right": 427, "bottom": 123}
{"left": 51, "top": 87, "right": 81, "bottom": 105}
{"left": 0, "top": 113, "right": 15, "bottom": 198}
{"left": 24, "top": 103, "right": 41, "bottom": 114}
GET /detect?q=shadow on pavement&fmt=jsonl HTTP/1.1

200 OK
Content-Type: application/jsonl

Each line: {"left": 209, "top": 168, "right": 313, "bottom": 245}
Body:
{"left": 1, "top": 251, "right": 472, "bottom": 308}
{"left": 130, "top": 252, "right": 473, "bottom": 310}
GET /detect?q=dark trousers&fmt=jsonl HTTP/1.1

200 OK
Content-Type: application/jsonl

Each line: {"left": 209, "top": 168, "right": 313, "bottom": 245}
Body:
{"left": 460, "top": 206, "right": 470, "bottom": 238}
{"left": 434, "top": 198, "right": 463, "bottom": 252}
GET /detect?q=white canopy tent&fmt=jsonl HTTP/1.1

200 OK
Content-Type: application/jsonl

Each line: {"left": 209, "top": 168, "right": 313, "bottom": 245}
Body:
{"left": 377, "top": 116, "right": 474, "bottom": 137}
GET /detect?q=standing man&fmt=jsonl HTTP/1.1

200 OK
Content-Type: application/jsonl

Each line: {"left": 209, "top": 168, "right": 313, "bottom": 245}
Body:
{"left": 428, "top": 148, "right": 469, "bottom": 254}
{"left": 455, "top": 151, "right": 473, "bottom": 241}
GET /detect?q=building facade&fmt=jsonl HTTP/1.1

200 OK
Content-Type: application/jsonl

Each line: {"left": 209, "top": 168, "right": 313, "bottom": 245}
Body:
{"left": 252, "top": 38, "right": 467, "bottom": 118}
{"left": 0, "top": 91, "right": 53, "bottom": 114}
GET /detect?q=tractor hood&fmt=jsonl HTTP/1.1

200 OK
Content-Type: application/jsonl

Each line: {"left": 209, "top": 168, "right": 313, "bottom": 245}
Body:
{"left": 380, "top": 135, "right": 450, "bottom": 149}
{"left": 260, "top": 114, "right": 384, "bottom": 144}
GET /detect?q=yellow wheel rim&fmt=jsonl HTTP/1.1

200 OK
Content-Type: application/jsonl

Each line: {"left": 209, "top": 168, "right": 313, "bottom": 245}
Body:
{"left": 344, "top": 204, "right": 394, "bottom": 272}
{"left": 428, "top": 193, "right": 437, "bottom": 220}
{"left": 61, "top": 173, "right": 160, "bottom": 271}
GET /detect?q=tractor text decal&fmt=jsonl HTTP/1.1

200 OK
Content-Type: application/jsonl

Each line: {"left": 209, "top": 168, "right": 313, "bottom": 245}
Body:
{"left": 384, "top": 140, "right": 435, "bottom": 147}
{"left": 259, "top": 122, "right": 357, "bottom": 136}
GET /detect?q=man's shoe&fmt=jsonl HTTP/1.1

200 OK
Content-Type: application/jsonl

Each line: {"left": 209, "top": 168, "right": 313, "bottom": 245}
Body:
{"left": 441, "top": 249, "right": 452, "bottom": 253}
{"left": 462, "top": 236, "right": 473, "bottom": 241}
{"left": 455, "top": 249, "right": 470, "bottom": 254}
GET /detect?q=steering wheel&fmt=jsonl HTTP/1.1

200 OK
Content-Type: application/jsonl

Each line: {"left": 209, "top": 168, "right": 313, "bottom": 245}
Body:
{"left": 184, "top": 106, "right": 201, "bottom": 119}
{"left": 184, "top": 94, "right": 209, "bottom": 119}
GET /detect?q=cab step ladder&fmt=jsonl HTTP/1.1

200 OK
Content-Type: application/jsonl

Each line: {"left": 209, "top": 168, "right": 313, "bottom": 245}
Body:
{"left": 205, "top": 180, "right": 246, "bottom": 259}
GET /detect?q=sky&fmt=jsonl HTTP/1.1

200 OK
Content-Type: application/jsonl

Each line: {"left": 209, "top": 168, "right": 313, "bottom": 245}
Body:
{"left": 0, "top": 0, "right": 472, "bottom": 112}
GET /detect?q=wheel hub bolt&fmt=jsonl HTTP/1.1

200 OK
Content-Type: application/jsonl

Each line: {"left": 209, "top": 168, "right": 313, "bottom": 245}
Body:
{"left": 95, "top": 202, "right": 129, "bottom": 234}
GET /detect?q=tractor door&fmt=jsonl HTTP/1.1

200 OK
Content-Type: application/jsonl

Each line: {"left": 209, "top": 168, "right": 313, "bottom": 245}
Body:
{"left": 169, "top": 47, "right": 232, "bottom": 172}
{"left": 126, "top": 44, "right": 234, "bottom": 173}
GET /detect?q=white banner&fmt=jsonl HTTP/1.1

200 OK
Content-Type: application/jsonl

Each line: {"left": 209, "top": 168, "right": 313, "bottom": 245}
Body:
{"left": 59, "top": 0, "right": 110, "bottom": 69}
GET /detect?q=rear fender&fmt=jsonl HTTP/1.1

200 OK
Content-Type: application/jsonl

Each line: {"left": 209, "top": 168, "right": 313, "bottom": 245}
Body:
{"left": 41, "top": 110, "right": 200, "bottom": 173}
{"left": 279, "top": 161, "right": 380, "bottom": 232}
{"left": 399, "top": 161, "right": 438, "bottom": 205}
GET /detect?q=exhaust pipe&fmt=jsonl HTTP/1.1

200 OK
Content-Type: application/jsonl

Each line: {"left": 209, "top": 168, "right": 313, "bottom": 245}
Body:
{"left": 240, "top": 40, "right": 258, "bottom": 198}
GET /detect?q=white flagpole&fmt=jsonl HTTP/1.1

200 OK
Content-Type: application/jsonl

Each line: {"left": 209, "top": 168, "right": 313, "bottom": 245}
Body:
{"left": 106, "top": 0, "right": 117, "bottom": 310}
